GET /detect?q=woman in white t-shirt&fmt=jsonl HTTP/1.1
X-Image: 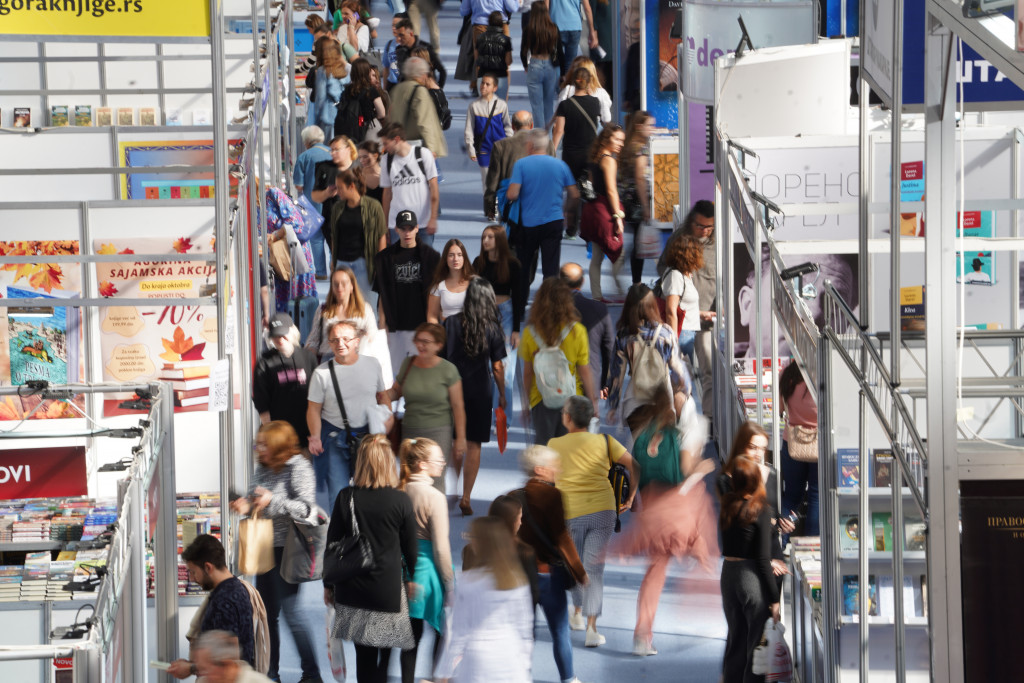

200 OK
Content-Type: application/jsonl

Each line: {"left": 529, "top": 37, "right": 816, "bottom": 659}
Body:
{"left": 306, "top": 266, "right": 377, "bottom": 363}
{"left": 427, "top": 238, "right": 476, "bottom": 323}
{"left": 335, "top": 0, "right": 371, "bottom": 60}
{"left": 660, "top": 234, "right": 703, "bottom": 364}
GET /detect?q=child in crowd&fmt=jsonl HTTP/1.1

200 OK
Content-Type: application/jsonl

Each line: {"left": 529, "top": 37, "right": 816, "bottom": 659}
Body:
{"left": 465, "top": 72, "right": 514, "bottom": 192}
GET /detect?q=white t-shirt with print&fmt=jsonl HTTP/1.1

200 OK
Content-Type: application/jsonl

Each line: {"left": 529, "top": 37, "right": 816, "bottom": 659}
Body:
{"left": 380, "top": 145, "right": 438, "bottom": 228}
{"left": 308, "top": 356, "right": 385, "bottom": 428}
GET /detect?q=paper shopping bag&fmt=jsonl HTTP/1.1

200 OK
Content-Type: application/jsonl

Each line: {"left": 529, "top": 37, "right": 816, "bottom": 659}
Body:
{"left": 239, "top": 511, "right": 275, "bottom": 576}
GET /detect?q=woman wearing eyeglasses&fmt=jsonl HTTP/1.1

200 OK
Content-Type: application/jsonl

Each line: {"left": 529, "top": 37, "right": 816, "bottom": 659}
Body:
{"left": 307, "top": 319, "right": 394, "bottom": 513}
{"left": 386, "top": 322, "right": 467, "bottom": 494}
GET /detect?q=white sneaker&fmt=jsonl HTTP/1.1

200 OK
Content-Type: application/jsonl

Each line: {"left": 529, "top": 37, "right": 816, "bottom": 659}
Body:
{"left": 568, "top": 611, "right": 585, "bottom": 631}
{"left": 585, "top": 627, "right": 606, "bottom": 647}
{"left": 632, "top": 637, "right": 658, "bottom": 656}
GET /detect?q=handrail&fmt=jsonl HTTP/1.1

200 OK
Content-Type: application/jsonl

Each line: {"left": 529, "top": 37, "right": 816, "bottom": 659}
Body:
{"left": 821, "top": 282, "right": 929, "bottom": 518}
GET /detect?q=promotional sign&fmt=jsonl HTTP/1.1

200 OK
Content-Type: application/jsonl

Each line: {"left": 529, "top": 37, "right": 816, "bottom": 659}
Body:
{"left": 681, "top": 0, "right": 817, "bottom": 105}
{"left": 0, "top": 0, "right": 211, "bottom": 39}
{"left": 0, "top": 446, "right": 87, "bottom": 500}
{"left": 860, "top": 0, "right": 895, "bottom": 105}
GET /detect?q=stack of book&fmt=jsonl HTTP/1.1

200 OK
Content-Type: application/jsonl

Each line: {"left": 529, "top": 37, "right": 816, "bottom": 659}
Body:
{"left": 0, "top": 566, "right": 23, "bottom": 602}
{"left": 46, "top": 561, "right": 75, "bottom": 601}
{"left": 82, "top": 510, "right": 117, "bottom": 540}
{"left": 12, "top": 518, "right": 51, "bottom": 543}
{"left": 159, "top": 361, "right": 212, "bottom": 408}
{"left": 20, "top": 552, "right": 50, "bottom": 601}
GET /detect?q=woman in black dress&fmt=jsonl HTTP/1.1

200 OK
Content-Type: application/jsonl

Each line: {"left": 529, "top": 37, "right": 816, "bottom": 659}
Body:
{"left": 442, "top": 277, "right": 507, "bottom": 515}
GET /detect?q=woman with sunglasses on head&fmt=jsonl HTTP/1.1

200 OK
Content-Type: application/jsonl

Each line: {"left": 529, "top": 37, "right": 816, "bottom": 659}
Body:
{"left": 386, "top": 322, "right": 467, "bottom": 494}
{"left": 427, "top": 238, "right": 476, "bottom": 324}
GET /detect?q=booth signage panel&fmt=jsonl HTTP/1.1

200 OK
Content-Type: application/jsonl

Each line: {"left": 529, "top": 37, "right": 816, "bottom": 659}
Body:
{"left": 860, "top": 0, "right": 895, "bottom": 104}
{"left": 681, "top": 0, "right": 817, "bottom": 105}
{"left": 0, "top": 0, "right": 212, "bottom": 38}
{"left": 0, "top": 446, "right": 86, "bottom": 500}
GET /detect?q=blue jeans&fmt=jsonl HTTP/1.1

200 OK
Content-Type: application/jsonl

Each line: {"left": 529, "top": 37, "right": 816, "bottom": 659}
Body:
{"left": 314, "top": 420, "right": 367, "bottom": 513}
{"left": 334, "top": 256, "right": 377, "bottom": 313}
{"left": 527, "top": 58, "right": 559, "bottom": 128}
{"left": 558, "top": 31, "right": 581, "bottom": 77}
{"left": 679, "top": 329, "right": 696, "bottom": 364}
{"left": 538, "top": 566, "right": 574, "bottom": 681}
{"left": 780, "top": 439, "right": 820, "bottom": 537}
{"left": 309, "top": 227, "right": 329, "bottom": 277}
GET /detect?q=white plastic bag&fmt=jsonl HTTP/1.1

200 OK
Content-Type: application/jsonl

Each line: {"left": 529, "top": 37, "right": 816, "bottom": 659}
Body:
{"left": 325, "top": 604, "right": 347, "bottom": 682}
{"left": 751, "top": 618, "right": 792, "bottom": 682}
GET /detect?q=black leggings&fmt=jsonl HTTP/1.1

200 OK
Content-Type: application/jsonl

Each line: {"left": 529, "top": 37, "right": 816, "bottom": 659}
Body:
{"left": 400, "top": 618, "right": 443, "bottom": 683}
{"left": 354, "top": 643, "right": 392, "bottom": 683}
{"left": 628, "top": 220, "right": 645, "bottom": 283}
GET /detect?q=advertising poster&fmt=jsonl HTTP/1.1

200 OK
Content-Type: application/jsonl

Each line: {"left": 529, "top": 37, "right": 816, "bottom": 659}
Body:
{"left": 93, "top": 236, "right": 218, "bottom": 415}
{"left": 0, "top": 240, "right": 85, "bottom": 421}
{"left": 0, "top": 446, "right": 87, "bottom": 501}
{"left": 955, "top": 211, "right": 995, "bottom": 285}
{"left": 899, "top": 161, "right": 924, "bottom": 237}
{"left": 644, "top": 0, "right": 679, "bottom": 127}
{"left": 732, "top": 243, "right": 858, "bottom": 358}
{"left": 118, "top": 139, "right": 242, "bottom": 200}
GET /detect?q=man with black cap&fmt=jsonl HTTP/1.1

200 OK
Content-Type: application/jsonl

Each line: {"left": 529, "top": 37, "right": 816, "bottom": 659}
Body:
{"left": 252, "top": 313, "right": 320, "bottom": 450}
{"left": 373, "top": 210, "right": 441, "bottom": 375}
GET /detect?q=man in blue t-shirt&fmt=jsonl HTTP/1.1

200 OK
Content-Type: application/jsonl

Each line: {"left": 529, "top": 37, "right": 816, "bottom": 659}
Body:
{"left": 548, "top": 0, "right": 599, "bottom": 76}
{"left": 507, "top": 128, "right": 579, "bottom": 304}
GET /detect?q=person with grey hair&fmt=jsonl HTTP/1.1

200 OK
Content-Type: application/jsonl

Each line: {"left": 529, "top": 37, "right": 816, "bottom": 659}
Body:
{"left": 507, "top": 129, "right": 579, "bottom": 302}
{"left": 293, "top": 125, "right": 333, "bottom": 278}
{"left": 387, "top": 56, "right": 448, "bottom": 161}
{"left": 194, "top": 630, "right": 274, "bottom": 683}
{"left": 548, "top": 394, "right": 638, "bottom": 648}
{"left": 484, "top": 110, "right": 542, "bottom": 220}
{"left": 514, "top": 444, "right": 587, "bottom": 683}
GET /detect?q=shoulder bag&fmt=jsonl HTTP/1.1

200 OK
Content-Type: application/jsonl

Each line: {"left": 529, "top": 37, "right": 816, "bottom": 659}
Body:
{"left": 279, "top": 476, "right": 329, "bottom": 584}
{"left": 606, "top": 434, "right": 632, "bottom": 533}
{"left": 322, "top": 489, "right": 376, "bottom": 585}
{"left": 568, "top": 97, "right": 599, "bottom": 201}
{"left": 386, "top": 357, "right": 415, "bottom": 452}
{"left": 329, "top": 360, "right": 364, "bottom": 455}
{"left": 784, "top": 423, "right": 819, "bottom": 462}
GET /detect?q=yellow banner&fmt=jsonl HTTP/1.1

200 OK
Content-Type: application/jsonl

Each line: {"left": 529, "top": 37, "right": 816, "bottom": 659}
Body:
{"left": 0, "top": 0, "right": 211, "bottom": 38}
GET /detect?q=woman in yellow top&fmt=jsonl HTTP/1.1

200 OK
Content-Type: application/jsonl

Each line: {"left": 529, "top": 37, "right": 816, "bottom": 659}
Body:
{"left": 517, "top": 277, "right": 598, "bottom": 445}
{"left": 548, "top": 395, "right": 638, "bottom": 649}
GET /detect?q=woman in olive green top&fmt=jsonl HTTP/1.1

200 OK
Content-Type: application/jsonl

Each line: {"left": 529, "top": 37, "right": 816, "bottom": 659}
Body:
{"left": 387, "top": 322, "right": 467, "bottom": 493}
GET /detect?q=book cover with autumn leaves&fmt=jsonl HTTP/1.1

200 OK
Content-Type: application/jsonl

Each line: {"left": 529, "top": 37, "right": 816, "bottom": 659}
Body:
{"left": 93, "top": 235, "right": 218, "bottom": 414}
{"left": 0, "top": 240, "right": 85, "bottom": 421}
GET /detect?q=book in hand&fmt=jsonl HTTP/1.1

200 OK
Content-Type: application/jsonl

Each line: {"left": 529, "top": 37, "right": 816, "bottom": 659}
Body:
{"left": 872, "top": 449, "right": 894, "bottom": 488}
{"left": 837, "top": 448, "right": 861, "bottom": 489}
{"left": 871, "top": 512, "right": 894, "bottom": 552}
{"left": 96, "top": 107, "right": 113, "bottom": 127}
{"left": 839, "top": 514, "right": 860, "bottom": 552}
{"left": 13, "top": 107, "right": 31, "bottom": 128}
{"left": 75, "top": 105, "right": 92, "bottom": 126}
{"left": 51, "top": 105, "right": 69, "bottom": 127}
{"left": 842, "top": 574, "right": 879, "bottom": 617}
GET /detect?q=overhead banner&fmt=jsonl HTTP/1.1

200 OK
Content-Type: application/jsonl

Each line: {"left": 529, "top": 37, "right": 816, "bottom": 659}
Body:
{"left": 0, "top": 0, "right": 211, "bottom": 38}
{"left": 0, "top": 446, "right": 87, "bottom": 500}
{"left": 681, "top": 0, "right": 817, "bottom": 105}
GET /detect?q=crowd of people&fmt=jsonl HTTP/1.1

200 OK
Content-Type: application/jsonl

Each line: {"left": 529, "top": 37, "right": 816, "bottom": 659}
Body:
{"left": 216, "top": 2, "right": 825, "bottom": 682}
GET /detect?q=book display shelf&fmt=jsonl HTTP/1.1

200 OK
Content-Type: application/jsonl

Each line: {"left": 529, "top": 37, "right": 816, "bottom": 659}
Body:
{"left": 0, "top": 0, "right": 298, "bottom": 679}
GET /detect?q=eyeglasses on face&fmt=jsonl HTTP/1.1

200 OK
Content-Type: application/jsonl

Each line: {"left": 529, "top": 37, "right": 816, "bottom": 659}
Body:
{"left": 329, "top": 336, "right": 358, "bottom": 345}
{"left": 413, "top": 337, "right": 436, "bottom": 346}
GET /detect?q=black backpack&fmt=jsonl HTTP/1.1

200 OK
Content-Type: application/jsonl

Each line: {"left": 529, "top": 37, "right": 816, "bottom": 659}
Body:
{"left": 418, "top": 85, "right": 452, "bottom": 131}
{"left": 334, "top": 90, "right": 371, "bottom": 143}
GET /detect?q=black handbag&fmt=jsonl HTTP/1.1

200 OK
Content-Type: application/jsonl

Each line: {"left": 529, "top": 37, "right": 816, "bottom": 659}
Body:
{"left": 606, "top": 435, "right": 632, "bottom": 533}
{"left": 329, "top": 360, "right": 364, "bottom": 455}
{"left": 323, "top": 489, "right": 375, "bottom": 584}
{"left": 280, "top": 510, "right": 329, "bottom": 584}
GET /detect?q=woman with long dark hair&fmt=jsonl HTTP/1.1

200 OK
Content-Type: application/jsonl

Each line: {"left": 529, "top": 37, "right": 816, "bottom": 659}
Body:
{"left": 620, "top": 110, "right": 655, "bottom": 284}
{"left": 579, "top": 124, "right": 626, "bottom": 302}
{"left": 473, "top": 224, "right": 523, "bottom": 409}
{"left": 524, "top": 1, "right": 560, "bottom": 127}
{"left": 357, "top": 140, "right": 385, "bottom": 203}
{"left": 441, "top": 278, "right": 506, "bottom": 515}
{"left": 427, "top": 238, "right": 476, "bottom": 324}
{"left": 328, "top": 166, "right": 388, "bottom": 312}
{"left": 719, "top": 454, "right": 781, "bottom": 683}
{"left": 336, "top": 57, "right": 387, "bottom": 143}
{"left": 605, "top": 283, "right": 690, "bottom": 432}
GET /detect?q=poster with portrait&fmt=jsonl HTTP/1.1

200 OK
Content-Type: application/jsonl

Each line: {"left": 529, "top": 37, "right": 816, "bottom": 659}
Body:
{"left": 93, "top": 236, "right": 218, "bottom": 414}
{"left": 0, "top": 240, "right": 85, "bottom": 421}
{"left": 732, "top": 243, "right": 859, "bottom": 359}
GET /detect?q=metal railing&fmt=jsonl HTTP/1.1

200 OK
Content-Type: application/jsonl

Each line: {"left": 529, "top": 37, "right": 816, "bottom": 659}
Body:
{"left": 821, "top": 282, "right": 929, "bottom": 517}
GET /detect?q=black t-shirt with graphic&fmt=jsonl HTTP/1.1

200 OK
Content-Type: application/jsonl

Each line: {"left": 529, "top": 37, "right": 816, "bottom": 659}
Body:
{"left": 390, "top": 246, "right": 428, "bottom": 331}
